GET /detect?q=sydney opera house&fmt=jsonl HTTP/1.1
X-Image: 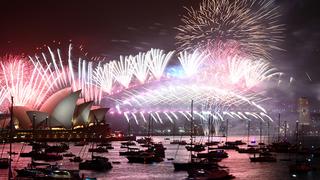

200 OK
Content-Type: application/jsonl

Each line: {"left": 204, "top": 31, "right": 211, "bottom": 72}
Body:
{"left": 1, "top": 87, "right": 111, "bottom": 142}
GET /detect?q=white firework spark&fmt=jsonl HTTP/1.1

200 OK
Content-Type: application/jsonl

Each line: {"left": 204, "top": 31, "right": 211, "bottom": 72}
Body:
{"left": 132, "top": 52, "right": 149, "bottom": 84}
{"left": 147, "top": 49, "right": 175, "bottom": 80}
{"left": 176, "top": 0, "right": 284, "bottom": 58}
{"left": 0, "top": 60, "right": 58, "bottom": 108}
{"left": 178, "top": 49, "right": 208, "bottom": 77}
{"left": 112, "top": 55, "right": 134, "bottom": 88}
{"left": 93, "top": 61, "right": 114, "bottom": 94}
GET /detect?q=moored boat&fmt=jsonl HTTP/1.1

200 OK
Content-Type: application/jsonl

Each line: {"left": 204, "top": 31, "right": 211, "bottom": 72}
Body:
{"left": 79, "top": 156, "right": 112, "bottom": 171}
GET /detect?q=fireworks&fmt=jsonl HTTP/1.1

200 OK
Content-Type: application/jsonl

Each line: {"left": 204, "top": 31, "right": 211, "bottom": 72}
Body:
{"left": 106, "top": 81, "right": 268, "bottom": 115}
{"left": 0, "top": 58, "right": 58, "bottom": 109}
{"left": 112, "top": 55, "right": 134, "bottom": 88}
{"left": 227, "top": 56, "right": 280, "bottom": 88}
{"left": 0, "top": 0, "right": 288, "bottom": 132}
{"left": 93, "top": 62, "right": 114, "bottom": 94}
{"left": 30, "top": 44, "right": 103, "bottom": 105}
{"left": 146, "top": 49, "right": 175, "bottom": 80}
{"left": 178, "top": 50, "right": 208, "bottom": 77}
{"left": 132, "top": 52, "right": 149, "bottom": 84}
{"left": 0, "top": 44, "right": 279, "bottom": 127}
{"left": 176, "top": 0, "right": 284, "bottom": 58}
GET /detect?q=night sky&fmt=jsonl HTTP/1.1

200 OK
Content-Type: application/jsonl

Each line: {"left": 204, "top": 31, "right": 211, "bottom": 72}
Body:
{"left": 0, "top": 0, "right": 320, "bottom": 101}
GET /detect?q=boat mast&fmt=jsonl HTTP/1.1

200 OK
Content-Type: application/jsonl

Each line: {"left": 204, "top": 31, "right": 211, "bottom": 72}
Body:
{"left": 295, "top": 121, "right": 299, "bottom": 145}
{"left": 148, "top": 114, "right": 151, "bottom": 137}
{"left": 259, "top": 121, "right": 262, "bottom": 145}
{"left": 277, "top": 113, "right": 280, "bottom": 142}
{"left": 225, "top": 119, "right": 228, "bottom": 143}
{"left": 247, "top": 121, "right": 250, "bottom": 144}
{"left": 172, "top": 120, "right": 175, "bottom": 140}
{"left": 190, "top": 100, "right": 193, "bottom": 163}
{"left": 8, "top": 96, "right": 13, "bottom": 180}
{"left": 267, "top": 121, "right": 270, "bottom": 145}
{"left": 207, "top": 115, "right": 211, "bottom": 144}
{"left": 284, "top": 120, "right": 287, "bottom": 141}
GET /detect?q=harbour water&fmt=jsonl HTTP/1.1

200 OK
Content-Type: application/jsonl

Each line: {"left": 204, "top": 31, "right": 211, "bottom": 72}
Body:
{"left": 0, "top": 136, "right": 319, "bottom": 180}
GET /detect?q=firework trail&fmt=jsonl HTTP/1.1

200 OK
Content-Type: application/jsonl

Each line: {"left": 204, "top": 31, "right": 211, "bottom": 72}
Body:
{"left": 227, "top": 57, "right": 280, "bottom": 88}
{"left": 0, "top": 58, "right": 58, "bottom": 108}
{"left": 178, "top": 49, "right": 208, "bottom": 77}
{"left": 93, "top": 62, "right": 114, "bottom": 94}
{"left": 132, "top": 52, "right": 149, "bottom": 84}
{"left": 244, "top": 60, "right": 280, "bottom": 88}
{"left": 147, "top": 49, "right": 175, "bottom": 80}
{"left": 30, "top": 44, "right": 102, "bottom": 105}
{"left": 176, "top": 0, "right": 284, "bottom": 58}
{"left": 112, "top": 55, "right": 134, "bottom": 88}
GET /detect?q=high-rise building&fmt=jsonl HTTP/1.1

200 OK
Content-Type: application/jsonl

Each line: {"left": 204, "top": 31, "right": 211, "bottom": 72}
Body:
{"left": 298, "top": 97, "right": 311, "bottom": 125}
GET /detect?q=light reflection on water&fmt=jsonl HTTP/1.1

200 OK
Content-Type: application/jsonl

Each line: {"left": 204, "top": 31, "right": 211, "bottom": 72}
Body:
{"left": 0, "top": 136, "right": 319, "bottom": 180}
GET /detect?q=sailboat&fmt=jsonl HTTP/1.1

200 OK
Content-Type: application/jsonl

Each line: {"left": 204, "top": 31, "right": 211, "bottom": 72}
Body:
{"left": 205, "top": 115, "right": 219, "bottom": 146}
{"left": 0, "top": 97, "right": 13, "bottom": 172}
{"left": 0, "top": 116, "right": 10, "bottom": 169}
{"left": 197, "top": 114, "right": 228, "bottom": 160}
{"left": 79, "top": 118, "right": 112, "bottom": 171}
{"left": 173, "top": 100, "right": 218, "bottom": 171}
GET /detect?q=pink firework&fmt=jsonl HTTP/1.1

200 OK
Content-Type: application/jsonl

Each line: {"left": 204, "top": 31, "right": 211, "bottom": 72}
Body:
{"left": 0, "top": 56, "right": 58, "bottom": 109}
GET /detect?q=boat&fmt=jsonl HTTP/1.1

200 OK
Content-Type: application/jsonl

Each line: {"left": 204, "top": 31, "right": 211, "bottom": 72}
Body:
{"left": 29, "top": 142, "right": 49, "bottom": 149}
{"left": 197, "top": 150, "right": 228, "bottom": 159}
{"left": 126, "top": 152, "right": 163, "bottom": 164}
{"left": 63, "top": 152, "right": 76, "bottom": 157}
{"left": 141, "top": 143, "right": 153, "bottom": 148}
{"left": 79, "top": 156, "right": 112, "bottom": 171}
{"left": 88, "top": 146, "right": 109, "bottom": 153}
{"left": 121, "top": 141, "right": 136, "bottom": 146}
{"left": 74, "top": 141, "right": 88, "bottom": 146}
{"left": 33, "top": 152, "right": 64, "bottom": 161}
{"left": 186, "top": 144, "right": 206, "bottom": 152}
{"left": 0, "top": 158, "right": 10, "bottom": 169}
{"left": 20, "top": 150, "right": 38, "bottom": 157}
{"left": 174, "top": 100, "right": 218, "bottom": 171}
{"left": 173, "top": 159, "right": 219, "bottom": 171}
{"left": 250, "top": 153, "right": 277, "bottom": 162}
{"left": 268, "top": 141, "right": 291, "bottom": 153}
{"left": 136, "top": 137, "right": 152, "bottom": 144}
{"left": 188, "top": 168, "right": 234, "bottom": 180}
{"left": 16, "top": 164, "right": 80, "bottom": 179}
{"left": 170, "top": 140, "right": 187, "bottom": 145}
{"left": 70, "top": 156, "right": 83, "bottom": 162}
{"left": 97, "top": 142, "right": 114, "bottom": 149}
{"left": 20, "top": 149, "right": 63, "bottom": 161}
{"left": 119, "top": 147, "right": 143, "bottom": 156}
{"left": 217, "top": 143, "right": 239, "bottom": 150}
{"left": 233, "top": 140, "right": 246, "bottom": 145}
{"left": 205, "top": 141, "right": 220, "bottom": 146}
{"left": 237, "top": 147, "right": 259, "bottom": 154}
{"left": 45, "top": 143, "right": 69, "bottom": 153}
{"left": 148, "top": 143, "right": 166, "bottom": 157}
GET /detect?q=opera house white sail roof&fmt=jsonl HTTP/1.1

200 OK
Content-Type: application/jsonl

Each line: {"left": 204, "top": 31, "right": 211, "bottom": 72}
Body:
{"left": 11, "top": 88, "right": 109, "bottom": 129}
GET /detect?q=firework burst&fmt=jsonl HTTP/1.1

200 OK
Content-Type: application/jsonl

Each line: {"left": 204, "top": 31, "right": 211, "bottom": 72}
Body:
{"left": 147, "top": 49, "right": 175, "bottom": 80}
{"left": 132, "top": 52, "right": 149, "bottom": 84}
{"left": 93, "top": 62, "right": 114, "bottom": 94}
{"left": 176, "top": 0, "right": 284, "bottom": 58}
{"left": 178, "top": 49, "right": 208, "bottom": 77}
{"left": 0, "top": 58, "right": 58, "bottom": 108}
{"left": 30, "top": 44, "right": 103, "bottom": 105}
{"left": 112, "top": 55, "right": 134, "bottom": 88}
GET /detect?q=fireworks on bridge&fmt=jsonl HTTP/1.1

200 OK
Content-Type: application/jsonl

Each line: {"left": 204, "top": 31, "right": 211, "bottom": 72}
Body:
{"left": 0, "top": 0, "right": 285, "bottom": 130}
